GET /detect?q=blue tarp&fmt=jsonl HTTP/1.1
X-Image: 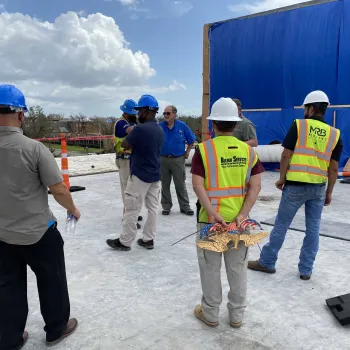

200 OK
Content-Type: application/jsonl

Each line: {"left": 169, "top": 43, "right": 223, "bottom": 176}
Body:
{"left": 208, "top": 0, "right": 350, "bottom": 168}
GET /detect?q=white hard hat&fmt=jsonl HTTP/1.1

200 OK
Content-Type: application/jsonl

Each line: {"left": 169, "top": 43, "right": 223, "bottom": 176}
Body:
{"left": 303, "top": 90, "right": 330, "bottom": 106}
{"left": 207, "top": 98, "right": 241, "bottom": 121}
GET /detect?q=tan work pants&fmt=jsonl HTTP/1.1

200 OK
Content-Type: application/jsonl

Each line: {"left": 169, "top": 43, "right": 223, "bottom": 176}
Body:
{"left": 196, "top": 223, "right": 249, "bottom": 323}
{"left": 119, "top": 175, "right": 161, "bottom": 247}
{"left": 115, "top": 158, "right": 130, "bottom": 211}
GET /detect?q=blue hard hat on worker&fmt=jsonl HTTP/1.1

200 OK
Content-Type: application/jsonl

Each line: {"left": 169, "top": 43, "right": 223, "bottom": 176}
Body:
{"left": 135, "top": 94, "right": 159, "bottom": 111}
{"left": 120, "top": 99, "right": 137, "bottom": 115}
{"left": 0, "top": 84, "right": 28, "bottom": 112}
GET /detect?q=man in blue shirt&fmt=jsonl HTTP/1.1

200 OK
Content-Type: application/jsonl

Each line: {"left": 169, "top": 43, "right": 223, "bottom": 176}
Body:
{"left": 114, "top": 99, "right": 142, "bottom": 229}
{"left": 106, "top": 95, "right": 164, "bottom": 251}
{"left": 159, "top": 105, "right": 196, "bottom": 216}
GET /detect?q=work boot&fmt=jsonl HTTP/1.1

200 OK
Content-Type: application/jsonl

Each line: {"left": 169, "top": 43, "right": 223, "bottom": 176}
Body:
{"left": 137, "top": 239, "right": 154, "bottom": 250}
{"left": 300, "top": 274, "right": 312, "bottom": 281}
{"left": 46, "top": 318, "right": 78, "bottom": 347}
{"left": 230, "top": 321, "right": 242, "bottom": 329}
{"left": 248, "top": 260, "right": 276, "bottom": 274}
{"left": 15, "top": 331, "right": 29, "bottom": 350}
{"left": 137, "top": 223, "right": 141, "bottom": 229}
{"left": 194, "top": 305, "right": 219, "bottom": 328}
{"left": 106, "top": 238, "right": 131, "bottom": 251}
{"left": 181, "top": 209, "right": 194, "bottom": 216}
{"left": 138, "top": 216, "right": 143, "bottom": 222}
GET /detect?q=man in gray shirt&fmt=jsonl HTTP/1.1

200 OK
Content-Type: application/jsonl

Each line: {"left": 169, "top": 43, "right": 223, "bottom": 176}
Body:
{"left": 232, "top": 99, "right": 258, "bottom": 147}
{"left": 0, "top": 85, "right": 80, "bottom": 349}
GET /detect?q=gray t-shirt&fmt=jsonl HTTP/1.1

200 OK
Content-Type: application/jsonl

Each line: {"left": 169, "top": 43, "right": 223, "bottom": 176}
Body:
{"left": 232, "top": 116, "right": 257, "bottom": 142}
{"left": 0, "top": 127, "right": 63, "bottom": 245}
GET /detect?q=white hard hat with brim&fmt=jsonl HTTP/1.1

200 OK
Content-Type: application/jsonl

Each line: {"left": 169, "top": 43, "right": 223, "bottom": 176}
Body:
{"left": 207, "top": 97, "right": 242, "bottom": 122}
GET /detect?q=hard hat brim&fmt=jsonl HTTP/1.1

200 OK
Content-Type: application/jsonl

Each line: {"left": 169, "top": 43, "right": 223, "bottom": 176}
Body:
{"left": 207, "top": 115, "right": 241, "bottom": 121}
{"left": 120, "top": 105, "right": 137, "bottom": 115}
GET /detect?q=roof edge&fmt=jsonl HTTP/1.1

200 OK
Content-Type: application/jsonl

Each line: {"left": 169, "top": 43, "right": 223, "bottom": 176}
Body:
{"left": 205, "top": 0, "right": 337, "bottom": 27}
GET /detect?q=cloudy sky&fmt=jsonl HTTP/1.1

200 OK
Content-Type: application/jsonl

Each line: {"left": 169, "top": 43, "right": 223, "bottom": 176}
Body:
{"left": 0, "top": 0, "right": 304, "bottom": 117}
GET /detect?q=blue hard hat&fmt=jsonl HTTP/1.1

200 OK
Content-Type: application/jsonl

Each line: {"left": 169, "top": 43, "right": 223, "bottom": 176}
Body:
{"left": 0, "top": 84, "right": 28, "bottom": 111}
{"left": 135, "top": 94, "right": 159, "bottom": 111}
{"left": 120, "top": 99, "right": 137, "bottom": 115}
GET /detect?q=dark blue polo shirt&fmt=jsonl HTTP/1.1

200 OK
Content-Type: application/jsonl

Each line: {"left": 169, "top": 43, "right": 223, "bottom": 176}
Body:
{"left": 125, "top": 120, "right": 164, "bottom": 183}
{"left": 159, "top": 120, "right": 196, "bottom": 157}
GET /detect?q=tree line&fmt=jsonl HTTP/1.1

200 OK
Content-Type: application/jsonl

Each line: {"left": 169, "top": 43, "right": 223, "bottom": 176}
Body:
{"left": 23, "top": 105, "right": 202, "bottom": 142}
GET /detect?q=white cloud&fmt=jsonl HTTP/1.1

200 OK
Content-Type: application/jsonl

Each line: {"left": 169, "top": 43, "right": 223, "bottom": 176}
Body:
{"left": 228, "top": 0, "right": 305, "bottom": 14}
{"left": 170, "top": 1, "right": 193, "bottom": 16}
{"left": 119, "top": 0, "right": 138, "bottom": 6}
{"left": 0, "top": 11, "right": 187, "bottom": 116}
{"left": 77, "top": 10, "right": 87, "bottom": 17}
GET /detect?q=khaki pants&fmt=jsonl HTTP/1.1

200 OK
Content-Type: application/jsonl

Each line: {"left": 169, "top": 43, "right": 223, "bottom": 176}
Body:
{"left": 196, "top": 223, "right": 249, "bottom": 323}
{"left": 119, "top": 176, "right": 161, "bottom": 247}
{"left": 116, "top": 158, "right": 130, "bottom": 211}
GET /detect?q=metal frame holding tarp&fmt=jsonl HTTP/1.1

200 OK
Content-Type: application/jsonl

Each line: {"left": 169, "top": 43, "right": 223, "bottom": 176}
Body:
{"left": 201, "top": 0, "right": 350, "bottom": 168}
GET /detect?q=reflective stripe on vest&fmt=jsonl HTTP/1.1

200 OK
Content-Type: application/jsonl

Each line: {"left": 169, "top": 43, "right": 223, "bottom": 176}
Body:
{"left": 203, "top": 139, "right": 255, "bottom": 197}
{"left": 198, "top": 137, "right": 257, "bottom": 223}
{"left": 286, "top": 119, "right": 340, "bottom": 183}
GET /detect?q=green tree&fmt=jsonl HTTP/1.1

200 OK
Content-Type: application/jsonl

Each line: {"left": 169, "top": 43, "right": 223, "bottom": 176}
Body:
{"left": 23, "top": 105, "right": 53, "bottom": 139}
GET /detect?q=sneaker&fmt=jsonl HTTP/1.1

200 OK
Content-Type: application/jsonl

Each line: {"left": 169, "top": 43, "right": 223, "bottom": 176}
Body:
{"left": 106, "top": 238, "right": 131, "bottom": 251}
{"left": 138, "top": 216, "right": 143, "bottom": 222}
{"left": 248, "top": 260, "right": 276, "bottom": 274}
{"left": 15, "top": 331, "right": 29, "bottom": 350}
{"left": 137, "top": 238, "right": 154, "bottom": 250}
{"left": 46, "top": 318, "right": 78, "bottom": 347}
{"left": 300, "top": 274, "right": 311, "bottom": 281}
{"left": 194, "top": 305, "right": 219, "bottom": 327}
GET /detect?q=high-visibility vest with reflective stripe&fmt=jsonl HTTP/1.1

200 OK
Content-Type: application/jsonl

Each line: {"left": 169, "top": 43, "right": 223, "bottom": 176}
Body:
{"left": 286, "top": 119, "right": 340, "bottom": 184}
{"left": 198, "top": 136, "right": 258, "bottom": 223}
{"left": 114, "top": 117, "right": 131, "bottom": 155}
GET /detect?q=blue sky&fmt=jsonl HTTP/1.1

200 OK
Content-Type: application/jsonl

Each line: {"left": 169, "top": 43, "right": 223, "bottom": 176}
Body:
{"left": 0, "top": 0, "right": 299, "bottom": 117}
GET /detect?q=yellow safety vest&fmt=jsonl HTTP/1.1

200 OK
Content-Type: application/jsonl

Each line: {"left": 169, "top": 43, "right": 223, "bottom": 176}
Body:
{"left": 198, "top": 136, "right": 258, "bottom": 223}
{"left": 114, "top": 117, "right": 131, "bottom": 156}
{"left": 286, "top": 119, "right": 340, "bottom": 184}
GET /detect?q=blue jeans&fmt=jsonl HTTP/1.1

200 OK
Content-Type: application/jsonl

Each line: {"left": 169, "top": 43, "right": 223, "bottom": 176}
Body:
{"left": 259, "top": 184, "right": 326, "bottom": 275}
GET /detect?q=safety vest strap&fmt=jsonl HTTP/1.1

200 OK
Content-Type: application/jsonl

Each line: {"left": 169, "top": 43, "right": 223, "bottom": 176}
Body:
{"left": 245, "top": 146, "right": 256, "bottom": 184}
{"left": 293, "top": 147, "right": 331, "bottom": 162}
{"left": 203, "top": 140, "right": 218, "bottom": 189}
{"left": 206, "top": 186, "right": 248, "bottom": 198}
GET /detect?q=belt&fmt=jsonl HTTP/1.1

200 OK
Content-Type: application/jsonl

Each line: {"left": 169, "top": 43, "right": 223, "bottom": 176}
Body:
{"left": 161, "top": 155, "right": 183, "bottom": 159}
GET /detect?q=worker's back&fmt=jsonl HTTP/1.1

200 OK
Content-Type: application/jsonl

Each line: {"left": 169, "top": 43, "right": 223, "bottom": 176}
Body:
{"left": 127, "top": 120, "right": 164, "bottom": 183}
{"left": 0, "top": 126, "right": 61, "bottom": 245}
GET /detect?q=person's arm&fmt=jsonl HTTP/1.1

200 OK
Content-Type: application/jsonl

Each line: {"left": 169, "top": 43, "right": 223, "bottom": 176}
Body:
{"left": 277, "top": 148, "right": 294, "bottom": 190}
{"left": 244, "top": 122, "right": 258, "bottom": 147}
{"left": 192, "top": 174, "right": 226, "bottom": 226}
{"left": 184, "top": 125, "right": 196, "bottom": 158}
{"left": 49, "top": 182, "right": 80, "bottom": 219}
{"left": 236, "top": 174, "right": 262, "bottom": 223}
{"left": 276, "top": 121, "right": 298, "bottom": 190}
{"left": 325, "top": 159, "right": 339, "bottom": 206}
{"left": 122, "top": 125, "right": 140, "bottom": 150}
{"left": 37, "top": 143, "right": 80, "bottom": 219}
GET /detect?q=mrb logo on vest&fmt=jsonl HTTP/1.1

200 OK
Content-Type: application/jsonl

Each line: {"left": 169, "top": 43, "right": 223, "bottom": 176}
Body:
{"left": 309, "top": 125, "right": 327, "bottom": 142}
{"left": 220, "top": 156, "right": 247, "bottom": 168}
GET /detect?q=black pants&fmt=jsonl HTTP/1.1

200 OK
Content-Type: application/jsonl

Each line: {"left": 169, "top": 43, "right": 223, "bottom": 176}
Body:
{"left": 0, "top": 225, "right": 70, "bottom": 349}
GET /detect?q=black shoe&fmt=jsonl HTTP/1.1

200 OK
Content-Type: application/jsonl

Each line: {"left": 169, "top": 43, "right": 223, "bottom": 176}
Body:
{"left": 137, "top": 238, "right": 154, "bottom": 250}
{"left": 181, "top": 209, "right": 194, "bottom": 216}
{"left": 106, "top": 238, "right": 130, "bottom": 251}
{"left": 137, "top": 223, "right": 141, "bottom": 229}
{"left": 138, "top": 216, "right": 143, "bottom": 222}
{"left": 162, "top": 210, "right": 170, "bottom": 215}
{"left": 300, "top": 274, "right": 311, "bottom": 281}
